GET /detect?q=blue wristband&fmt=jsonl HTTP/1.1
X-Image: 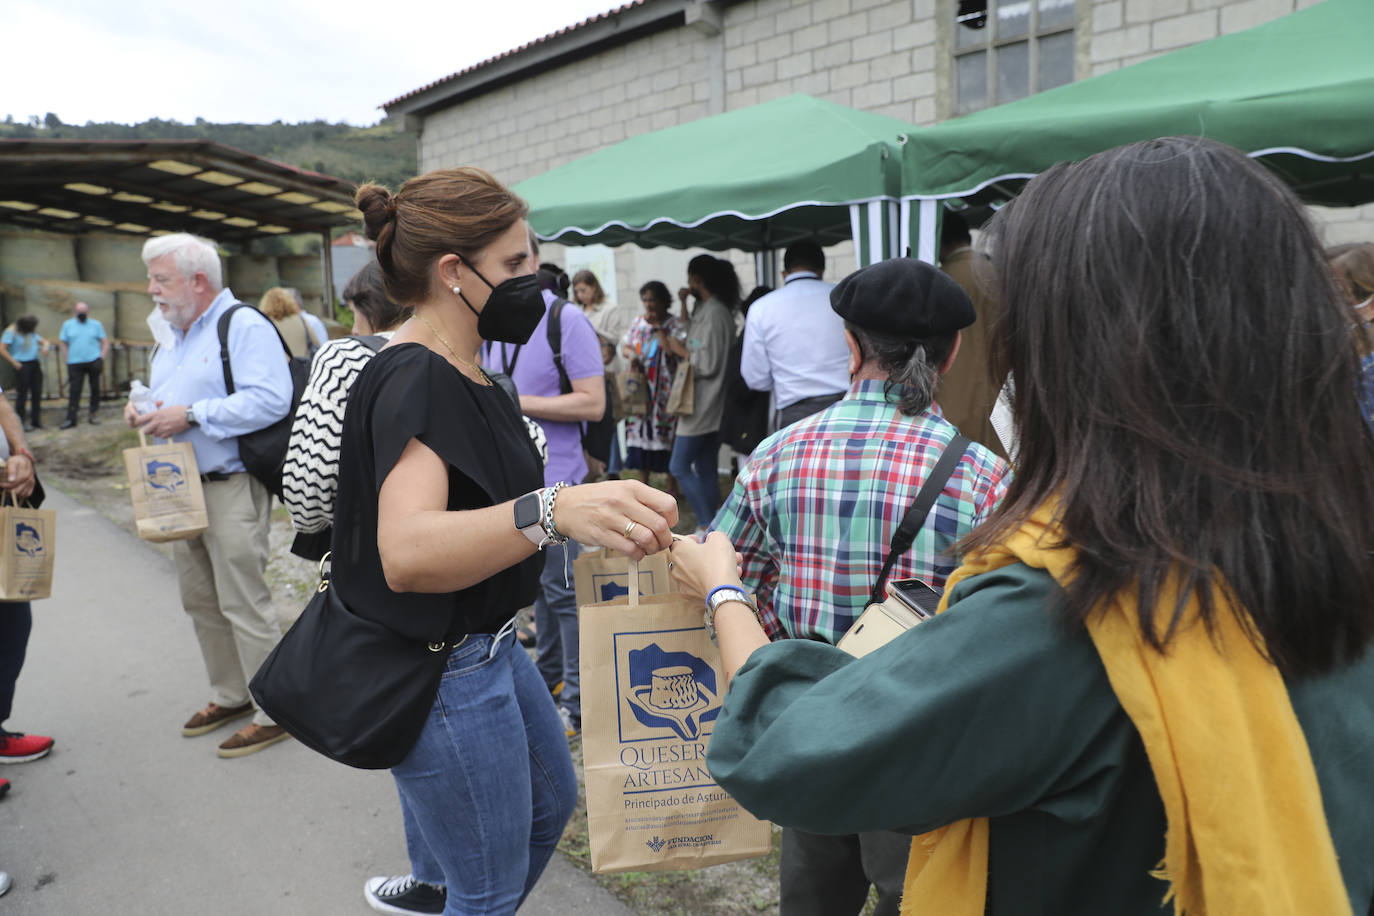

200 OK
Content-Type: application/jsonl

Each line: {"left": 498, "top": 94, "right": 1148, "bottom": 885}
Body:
{"left": 706, "top": 584, "right": 751, "bottom": 608}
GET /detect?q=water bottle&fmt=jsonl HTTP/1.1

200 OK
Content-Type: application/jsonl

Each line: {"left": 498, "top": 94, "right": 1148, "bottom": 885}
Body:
{"left": 129, "top": 379, "right": 157, "bottom": 416}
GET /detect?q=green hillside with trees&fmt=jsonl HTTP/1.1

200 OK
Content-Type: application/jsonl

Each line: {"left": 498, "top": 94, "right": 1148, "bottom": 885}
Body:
{"left": 0, "top": 114, "right": 417, "bottom": 189}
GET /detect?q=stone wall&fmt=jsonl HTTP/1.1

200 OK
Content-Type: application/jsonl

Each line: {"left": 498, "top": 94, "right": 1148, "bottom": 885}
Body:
{"left": 414, "top": 0, "right": 1373, "bottom": 302}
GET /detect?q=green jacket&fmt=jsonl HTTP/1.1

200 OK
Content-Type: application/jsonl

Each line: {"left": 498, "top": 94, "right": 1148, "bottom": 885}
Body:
{"left": 708, "top": 564, "right": 1374, "bottom": 914}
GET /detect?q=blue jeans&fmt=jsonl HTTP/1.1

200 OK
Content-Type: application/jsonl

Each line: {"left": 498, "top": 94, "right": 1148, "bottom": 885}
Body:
{"left": 670, "top": 432, "right": 721, "bottom": 528}
{"left": 392, "top": 628, "right": 577, "bottom": 915}
{"left": 0, "top": 601, "right": 32, "bottom": 727}
{"left": 534, "top": 539, "right": 581, "bottom": 722}
{"left": 607, "top": 421, "right": 625, "bottom": 475}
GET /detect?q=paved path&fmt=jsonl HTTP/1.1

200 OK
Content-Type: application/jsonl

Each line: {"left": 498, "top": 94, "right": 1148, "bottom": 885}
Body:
{"left": 0, "top": 487, "right": 634, "bottom": 915}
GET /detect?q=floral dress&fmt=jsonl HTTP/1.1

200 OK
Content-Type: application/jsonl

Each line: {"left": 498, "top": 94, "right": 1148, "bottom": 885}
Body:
{"left": 622, "top": 314, "right": 681, "bottom": 463}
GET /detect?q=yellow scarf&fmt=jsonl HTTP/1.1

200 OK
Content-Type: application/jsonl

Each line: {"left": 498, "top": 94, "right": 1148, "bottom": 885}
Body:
{"left": 900, "top": 503, "right": 1351, "bottom": 916}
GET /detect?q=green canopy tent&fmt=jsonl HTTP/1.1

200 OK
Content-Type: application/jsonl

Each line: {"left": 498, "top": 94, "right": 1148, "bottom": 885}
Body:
{"left": 900, "top": 0, "right": 1374, "bottom": 262}
{"left": 513, "top": 94, "right": 919, "bottom": 274}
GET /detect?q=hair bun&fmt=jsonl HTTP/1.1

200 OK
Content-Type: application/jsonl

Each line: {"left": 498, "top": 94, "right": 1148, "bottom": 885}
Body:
{"left": 355, "top": 183, "right": 398, "bottom": 242}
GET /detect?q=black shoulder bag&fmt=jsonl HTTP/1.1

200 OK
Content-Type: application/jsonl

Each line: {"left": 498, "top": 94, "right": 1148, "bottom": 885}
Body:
{"left": 250, "top": 553, "right": 463, "bottom": 770}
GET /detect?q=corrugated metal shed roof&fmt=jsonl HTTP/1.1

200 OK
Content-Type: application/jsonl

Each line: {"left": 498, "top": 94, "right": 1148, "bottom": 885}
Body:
{"left": 0, "top": 139, "right": 361, "bottom": 243}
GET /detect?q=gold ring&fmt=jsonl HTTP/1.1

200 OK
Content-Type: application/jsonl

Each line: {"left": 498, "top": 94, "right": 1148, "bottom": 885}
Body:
{"left": 623, "top": 520, "right": 638, "bottom": 539}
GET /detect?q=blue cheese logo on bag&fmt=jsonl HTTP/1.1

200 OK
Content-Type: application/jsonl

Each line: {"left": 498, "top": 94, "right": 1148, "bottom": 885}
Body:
{"left": 14, "top": 521, "right": 43, "bottom": 559}
{"left": 625, "top": 645, "right": 720, "bottom": 741}
{"left": 145, "top": 458, "right": 187, "bottom": 493}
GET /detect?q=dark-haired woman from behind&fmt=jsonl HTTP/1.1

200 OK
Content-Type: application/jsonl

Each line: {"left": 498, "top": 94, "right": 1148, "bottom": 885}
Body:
{"left": 665, "top": 255, "right": 738, "bottom": 533}
{"left": 282, "top": 260, "right": 411, "bottom": 561}
{"left": 343, "top": 167, "right": 678, "bottom": 915}
{"left": 671, "top": 137, "right": 1374, "bottom": 915}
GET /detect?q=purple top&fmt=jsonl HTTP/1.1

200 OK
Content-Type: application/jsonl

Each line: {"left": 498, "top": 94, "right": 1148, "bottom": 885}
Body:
{"left": 484, "top": 290, "right": 603, "bottom": 486}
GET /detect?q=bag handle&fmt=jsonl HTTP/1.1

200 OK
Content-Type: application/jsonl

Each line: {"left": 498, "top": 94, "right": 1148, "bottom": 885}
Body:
{"left": 627, "top": 557, "right": 640, "bottom": 608}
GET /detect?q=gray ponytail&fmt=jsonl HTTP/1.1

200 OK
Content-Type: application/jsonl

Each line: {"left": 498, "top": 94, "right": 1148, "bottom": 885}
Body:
{"left": 845, "top": 322, "right": 956, "bottom": 416}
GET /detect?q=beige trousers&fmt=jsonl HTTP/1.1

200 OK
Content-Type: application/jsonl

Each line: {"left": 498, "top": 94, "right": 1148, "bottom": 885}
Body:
{"left": 172, "top": 473, "right": 280, "bottom": 727}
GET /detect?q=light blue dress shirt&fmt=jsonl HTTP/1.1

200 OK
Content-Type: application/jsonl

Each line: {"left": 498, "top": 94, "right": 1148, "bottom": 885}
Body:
{"left": 59, "top": 317, "right": 107, "bottom": 364}
{"left": 740, "top": 271, "right": 850, "bottom": 410}
{"left": 149, "top": 288, "right": 293, "bottom": 475}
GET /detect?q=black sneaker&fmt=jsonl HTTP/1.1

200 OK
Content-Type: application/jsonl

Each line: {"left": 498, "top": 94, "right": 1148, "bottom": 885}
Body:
{"left": 364, "top": 875, "right": 445, "bottom": 915}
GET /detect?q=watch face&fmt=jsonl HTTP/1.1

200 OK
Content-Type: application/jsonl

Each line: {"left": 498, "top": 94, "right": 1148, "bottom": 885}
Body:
{"left": 513, "top": 492, "right": 542, "bottom": 529}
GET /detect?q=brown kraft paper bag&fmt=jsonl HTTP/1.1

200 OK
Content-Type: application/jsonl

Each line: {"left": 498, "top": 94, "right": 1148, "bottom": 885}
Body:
{"left": 579, "top": 558, "right": 772, "bottom": 874}
{"left": 573, "top": 546, "right": 675, "bottom": 609}
{"left": 123, "top": 433, "right": 209, "bottom": 542}
{"left": 666, "top": 361, "right": 694, "bottom": 416}
{"left": 0, "top": 493, "right": 56, "bottom": 600}
{"left": 616, "top": 366, "right": 649, "bottom": 417}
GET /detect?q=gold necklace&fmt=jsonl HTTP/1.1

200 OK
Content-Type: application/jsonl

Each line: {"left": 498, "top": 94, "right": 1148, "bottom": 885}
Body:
{"left": 414, "top": 311, "right": 491, "bottom": 386}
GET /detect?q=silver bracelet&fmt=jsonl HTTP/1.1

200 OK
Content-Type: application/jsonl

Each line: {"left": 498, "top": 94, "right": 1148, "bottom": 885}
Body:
{"left": 540, "top": 481, "right": 570, "bottom": 545}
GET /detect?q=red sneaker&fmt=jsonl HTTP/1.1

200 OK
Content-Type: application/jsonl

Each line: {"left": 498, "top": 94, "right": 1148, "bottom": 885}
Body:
{"left": 0, "top": 732, "right": 53, "bottom": 763}
{"left": 0, "top": 777, "right": 9, "bottom": 797}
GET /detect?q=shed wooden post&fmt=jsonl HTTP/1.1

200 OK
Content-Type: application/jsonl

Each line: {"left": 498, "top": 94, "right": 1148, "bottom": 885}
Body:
{"left": 320, "top": 231, "right": 335, "bottom": 318}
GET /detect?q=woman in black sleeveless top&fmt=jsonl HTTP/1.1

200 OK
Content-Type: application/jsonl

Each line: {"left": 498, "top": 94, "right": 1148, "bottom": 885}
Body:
{"left": 342, "top": 167, "right": 678, "bottom": 916}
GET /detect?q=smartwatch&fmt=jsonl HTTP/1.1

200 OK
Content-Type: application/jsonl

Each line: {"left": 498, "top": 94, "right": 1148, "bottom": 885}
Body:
{"left": 514, "top": 490, "right": 546, "bottom": 547}
{"left": 185, "top": 407, "right": 199, "bottom": 427}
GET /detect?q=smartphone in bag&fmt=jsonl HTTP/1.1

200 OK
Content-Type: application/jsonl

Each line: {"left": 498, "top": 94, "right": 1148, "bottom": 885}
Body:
{"left": 836, "top": 578, "right": 942, "bottom": 658}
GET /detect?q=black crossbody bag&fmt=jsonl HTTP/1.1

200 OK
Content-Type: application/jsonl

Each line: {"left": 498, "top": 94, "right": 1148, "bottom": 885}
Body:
{"left": 249, "top": 553, "right": 463, "bottom": 769}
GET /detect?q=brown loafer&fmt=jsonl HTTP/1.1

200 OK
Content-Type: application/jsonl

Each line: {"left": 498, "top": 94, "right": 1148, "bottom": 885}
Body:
{"left": 181, "top": 702, "right": 253, "bottom": 737}
{"left": 216, "top": 724, "right": 291, "bottom": 759}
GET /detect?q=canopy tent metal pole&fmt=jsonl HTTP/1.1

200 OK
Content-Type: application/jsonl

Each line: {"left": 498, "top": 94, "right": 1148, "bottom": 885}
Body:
{"left": 753, "top": 249, "right": 777, "bottom": 289}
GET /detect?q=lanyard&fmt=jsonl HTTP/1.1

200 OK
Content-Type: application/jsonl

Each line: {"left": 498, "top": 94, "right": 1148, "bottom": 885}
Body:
{"left": 484, "top": 340, "right": 523, "bottom": 376}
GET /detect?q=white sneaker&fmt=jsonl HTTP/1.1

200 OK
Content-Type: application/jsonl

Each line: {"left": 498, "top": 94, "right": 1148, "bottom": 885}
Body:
{"left": 0, "top": 871, "right": 11, "bottom": 897}
{"left": 558, "top": 705, "right": 580, "bottom": 739}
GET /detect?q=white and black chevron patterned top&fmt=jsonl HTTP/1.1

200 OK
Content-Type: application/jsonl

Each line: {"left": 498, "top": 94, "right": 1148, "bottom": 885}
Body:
{"left": 283, "top": 334, "right": 549, "bottom": 556}
{"left": 283, "top": 335, "right": 392, "bottom": 540}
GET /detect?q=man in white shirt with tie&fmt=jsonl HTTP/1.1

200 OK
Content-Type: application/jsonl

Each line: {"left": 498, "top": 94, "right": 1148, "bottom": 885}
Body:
{"left": 740, "top": 241, "right": 850, "bottom": 428}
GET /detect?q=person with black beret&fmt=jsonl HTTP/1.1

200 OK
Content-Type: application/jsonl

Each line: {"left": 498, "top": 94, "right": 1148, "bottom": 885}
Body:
{"left": 707, "top": 258, "right": 1010, "bottom": 916}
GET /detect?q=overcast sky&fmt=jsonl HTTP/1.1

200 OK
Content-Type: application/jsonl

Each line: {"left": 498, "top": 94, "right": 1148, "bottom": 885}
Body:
{"left": 3, "top": 0, "right": 622, "bottom": 126}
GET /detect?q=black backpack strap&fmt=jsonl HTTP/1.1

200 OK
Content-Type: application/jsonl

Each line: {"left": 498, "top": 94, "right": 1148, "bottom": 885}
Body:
{"left": 545, "top": 298, "right": 596, "bottom": 452}
{"left": 547, "top": 297, "right": 573, "bottom": 395}
{"left": 868, "top": 433, "right": 970, "bottom": 606}
{"left": 218, "top": 303, "right": 293, "bottom": 395}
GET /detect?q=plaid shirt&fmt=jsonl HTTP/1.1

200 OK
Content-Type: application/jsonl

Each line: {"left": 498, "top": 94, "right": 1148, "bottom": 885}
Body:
{"left": 712, "top": 379, "right": 1010, "bottom": 644}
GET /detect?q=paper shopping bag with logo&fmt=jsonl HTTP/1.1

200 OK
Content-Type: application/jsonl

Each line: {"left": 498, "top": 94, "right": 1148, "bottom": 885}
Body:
{"left": 0, "top": 493, "right": 55, "bottom": 600}
{"left": 580, "top": 559, "right": 772, "bottom": 874}
{"left": 573, "top": 547, "right": 675, "bottom": 609}
{"left": 123, "top": 435, "right": 209, "bottom": 542}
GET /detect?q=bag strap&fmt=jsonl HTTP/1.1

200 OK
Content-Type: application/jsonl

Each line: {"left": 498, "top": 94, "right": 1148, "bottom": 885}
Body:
{"left": 545, "top": 298, "right": 593, "bottom": 449}
{"left": 547, "top": 298, "right": 573, "bottom": 395}
{"left": 218, "top": 303, "right": 293, "bottom": 395}
{"left": 868, "top": 433, "right": 970, "bottom": 607}
{"left": 356, "top": 334, "right": 387, "bottom": 353}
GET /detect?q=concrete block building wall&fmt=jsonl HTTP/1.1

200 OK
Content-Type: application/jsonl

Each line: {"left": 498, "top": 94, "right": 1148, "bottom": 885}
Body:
{"left": 408, "top": 0, "right": 1373, "bottom": 305}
